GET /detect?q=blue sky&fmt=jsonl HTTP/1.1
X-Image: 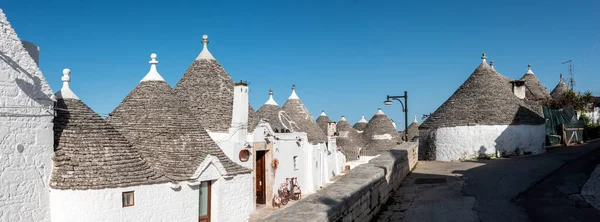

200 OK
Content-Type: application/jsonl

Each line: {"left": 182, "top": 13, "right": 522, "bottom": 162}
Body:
{"left": 3, "top": 0, "right": 599, "bottom": 128}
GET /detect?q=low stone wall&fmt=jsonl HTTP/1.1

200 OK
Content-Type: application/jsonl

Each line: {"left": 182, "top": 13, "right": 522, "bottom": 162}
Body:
{"left": 261, "top": 142, "right": 418, "bottom": 222}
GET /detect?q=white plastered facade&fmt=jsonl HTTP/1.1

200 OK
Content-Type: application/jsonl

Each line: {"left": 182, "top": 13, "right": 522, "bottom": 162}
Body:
{"left": 431, "top": 124, "right": 546, "bottom": 161}
{"left": 49, "top": 156, "right": 253, "bottom": 222}
{"left": 0, "top": 9, "right": 54, "bottom": 222}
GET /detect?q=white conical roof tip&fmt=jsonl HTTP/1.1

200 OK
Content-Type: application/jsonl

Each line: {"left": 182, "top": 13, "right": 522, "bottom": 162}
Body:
{"left": 265, "top": 88, "right": 278, "bottom": 105}
{"left": 358, "top": 114, "right": 368, "bottom": 123}
{"left": 288, "top": 84, "right": 300, "bottom": 100}
{"left": 56, "top": 68, "right": 79, "bottom": 100}
{"left": 196, "top": 34, "right": 215, "bottom": 60}
{"left": 481, "top": 53, "right": 488, "bottom": 66}
{"left": 320, "top": 110, "right": 327, "bottom": 116}
{"left": 526, "top": 64, "right": 534, "bottom": 74}
{"left": 62, "top": 68, "right": 71, "bottom": 82}
{"left": 340, "top": 115, "right": 347, "bottom": 121}
{"left": 413, "top": 115, "right": 418, "bottom": 123}
{"left": 490, "top": 61, "right": 495, "bottom": 70}
{"left": 376, "top": 108, "right": 385, "bottom": 115}
{"left": 141, "top": 53, "right": 165, "bottom": 82}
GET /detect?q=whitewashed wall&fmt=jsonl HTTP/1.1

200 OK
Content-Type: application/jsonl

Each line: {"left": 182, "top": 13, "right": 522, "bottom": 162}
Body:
{"left": 50, "top": 173, "right": 253, "bottom": 222}
{"left": 580, "top": 107, "right": 600, "bottom": 125}
{"left": 433, "top": 124, "right": 546, "bottom": 161}
{"left": 208, "top": 131, "right": 254, "bottom": 169}
{"left": 1, "top": 10, "right": 54, "bottom": 222}
{"left": 268, "top": 133, "right": 310, "bottom": 198}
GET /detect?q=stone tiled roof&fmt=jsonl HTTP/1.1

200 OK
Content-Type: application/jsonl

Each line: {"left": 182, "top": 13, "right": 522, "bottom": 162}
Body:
{"left": 406, "top": 117, "right": 420, "bottom": 142}
{"left": 52, "top": 98, "right": 160, "bottom": 189}
{"left": 550, "top": 77, "right": 571, "bottom": 100}
{"left": 282, "top": 86, "right": 327, "bottom": 144}
{"left": 253, "top": 105, "right": 301, "bottom": 133}
{"left": 420, "top": 54, "right": 545, "bottom": 130}
{"left": 520, "top": 65, "right": 551, "bottom": 101}
{"left": 353, "top": 114, "right": 368, "bottom": 131}
{"left": 108, "top": 76, "right": 249, "bottom": 180}
{"left": 174, "top": 36, "right": 256, "bottom": 132}
{"left": 336, "top": 117, "right": 368, "bottom": 161}
{"left": 315, "top": 111, "right": 332, "bottom": 135}
{"left": 362, "top": 109, "right": 402, "bottom": 156}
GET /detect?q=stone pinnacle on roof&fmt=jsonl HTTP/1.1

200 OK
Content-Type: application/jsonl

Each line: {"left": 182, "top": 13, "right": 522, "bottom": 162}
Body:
{"left": 289, "top": 84, "right": 300, "bottom": 100}
{"left": 196, "top": 34, "right": 215, "bottom": 60}
{"left": 526, "top": 64, "right": 534, "bottom": 74}
{"left": 55, "top": 68, "right": 79, "bottom": 100}
{"left": 490, "top": 61, "right": 495, "bottom": 70}
{"left": 413, "top": 115, "right": 418, "bottom": 123}
{"left": 520, "top": 63, "right": 551, "bottom": 101}
{"left": 359, "top": 114, "right": 368, "bottom": 123}
{"left": 376, "top": 108, "right": 385, "bottom": 115}
{"left": 340, "top": 115, "right": 347, "bottom": 121}
{"left": 265, "top": 88, "right": 278, "bottom": 105}
{"left": 140, "top": 53, "right": 165, "bottom": 82}
{"left": 320, "top": 110, "right": 327, "bottom": 116}
{"left": 481, "top": 52, "right": 487, "bottom": 63}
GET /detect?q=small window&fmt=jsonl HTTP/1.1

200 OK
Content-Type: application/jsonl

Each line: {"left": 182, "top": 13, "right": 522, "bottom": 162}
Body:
{"left": 122, "top": 191, "right": 135, "bottom": 207}
{"left": 293, "top": 156, "right": 298, "bottom": 171}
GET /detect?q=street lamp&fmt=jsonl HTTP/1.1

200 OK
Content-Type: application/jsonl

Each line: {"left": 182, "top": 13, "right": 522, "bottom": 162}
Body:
{"left": 384, "top": 91, "right": 408, "bottom": 142}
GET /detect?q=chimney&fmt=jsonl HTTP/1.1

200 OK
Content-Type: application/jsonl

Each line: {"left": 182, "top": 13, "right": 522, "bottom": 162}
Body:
{"left": 327, "top": 122, "right": 337, "bottom": 137}
{"left": 232, "top": 80, "right": 249, "bottom": 128}
{"left": 21, "top": 41, "right": 39, "bottom": 66}
{"left": 510, "top": 80, "right": 526, "bottom": 99}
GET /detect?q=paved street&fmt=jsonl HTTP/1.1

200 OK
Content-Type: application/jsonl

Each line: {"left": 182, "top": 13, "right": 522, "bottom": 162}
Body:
{"left": 373, "top": 140, "right": 600, "bottom": 222}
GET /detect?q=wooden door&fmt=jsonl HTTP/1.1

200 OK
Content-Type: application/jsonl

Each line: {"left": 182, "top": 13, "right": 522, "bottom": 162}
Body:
{"left": 199, "top": 181, "right": 211, "bottom": 222}
{"left": 256, "top": 151, "right": 266, "bottom": 204}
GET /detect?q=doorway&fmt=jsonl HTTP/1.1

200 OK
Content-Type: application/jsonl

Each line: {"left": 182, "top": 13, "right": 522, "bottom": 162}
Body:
{"left": 199, "top": 181, "right": 211, "bottom": 222}
{"left": 256, "top": 150, "right": 267, "bottom": 204}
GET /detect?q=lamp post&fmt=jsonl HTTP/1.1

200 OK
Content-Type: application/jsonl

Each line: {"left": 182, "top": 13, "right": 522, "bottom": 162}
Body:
{"left": 383, "top": 91, "right": 408, "bottom": 142}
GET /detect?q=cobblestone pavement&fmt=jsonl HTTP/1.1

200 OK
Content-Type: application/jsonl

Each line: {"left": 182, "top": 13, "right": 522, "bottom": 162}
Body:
{"left": 373, "top": 141, "right": 600, "bottom": 222}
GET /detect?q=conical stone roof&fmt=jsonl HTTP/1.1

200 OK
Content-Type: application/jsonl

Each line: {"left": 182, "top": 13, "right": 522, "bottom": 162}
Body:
{"left": 520, "top": 64, "right": 551, "bottom": 101}
{"left": 406, "top": 116, "right": 420, "bottom": 142}
{"left": 336, "top": 116, "right": 368, "bottom": 161}
{"left": 107, "top": 54, "right": 249, "bottom": 181}
{"left": 353, "top": 114, "right": 368, "bottom": 132}
{"left": 551, "top": 74, "right": 571, "bottom": 100}
{"left": 362, "top": 109, "right": 401, "bottom": 156}
{"left": 253, "top": 89, "right": 300, "bottom": 132}
{"left": 420, "top": 53, "right": 545, "bottom": 130}
{"left": 282, "top": 85, "right": 327, "bottom": 144}
{"left": 52, "top": 69, "right": 159, "bottom": 190}
{"left": 315, "top": 111, "right": 332, "bottom": 135}
{"left": 174, "top": 35, "right": 257, "bottom": 132}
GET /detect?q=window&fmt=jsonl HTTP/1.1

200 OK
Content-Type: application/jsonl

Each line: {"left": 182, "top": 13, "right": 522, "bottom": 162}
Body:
{"left": 122, "top": 191, "right": 134, "bottom": 207}
{"left": 293, "top": 156, "right": 298, "bottom": 171}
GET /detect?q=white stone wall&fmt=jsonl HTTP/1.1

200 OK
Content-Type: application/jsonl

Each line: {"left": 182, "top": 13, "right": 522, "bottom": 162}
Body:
{"left": 215, "top": 173, "right": 253, "bottom": 222}
{"left": 433, "top": 124, "right": 546, "bottom": 161}
{"left": 1, "top": 10, "right": 54, "bottom": 222}
{"left": 50, "top": 174, "right": 253, "bottom": 222}
{"left": 268, "top": 132, "right": 311, "bottom": 196}
{"left": 50, "top": 184, "right": 199, "bottom": 222}
{"left": 580, "top": 107, "right": 600, "bottom": 125}
{"left": 208, "top": 131, "right": 254, "bottom": 169}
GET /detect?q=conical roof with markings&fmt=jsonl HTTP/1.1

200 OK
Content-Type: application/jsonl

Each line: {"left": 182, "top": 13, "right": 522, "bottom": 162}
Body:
{"left": 282, "top": 85, "right": 327, "bottom": 144}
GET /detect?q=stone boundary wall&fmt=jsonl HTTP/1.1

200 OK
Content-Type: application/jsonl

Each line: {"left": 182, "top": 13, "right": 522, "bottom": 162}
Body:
{"left": 261, "top": 142, "right": 418, "bottom": 222}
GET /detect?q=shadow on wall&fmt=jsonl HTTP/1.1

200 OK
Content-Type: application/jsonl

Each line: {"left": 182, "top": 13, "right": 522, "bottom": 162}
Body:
{"left": 0, "top": 51, "right": 53, "bottom": 106}
{"left": 52, "top": 99, "right": 70, "bottom": 152}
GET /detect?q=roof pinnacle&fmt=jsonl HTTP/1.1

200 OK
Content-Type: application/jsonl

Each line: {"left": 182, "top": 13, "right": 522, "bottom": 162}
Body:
{"left": 490, "top": 61, "right": 495, "bottom": 70}
{"left": 414, "top": 115, "right": 418, "bottom": 123}
{"left": 526, "top": 64, "right": 534, "bottom": 74}
{"left": 265, "top": 88, "right": 278, "bottom": 105}
{"left": 141, "top": 53, "right": 165, "bottom": 82}
{"left": 320, "top": 110, "right": 327, "bottom": 116}
{"left": 196, "top": 34, "right": 215, "bottom": 60}
{"left": 340, "top": 115, "right": 347, "bottom": 121}
{"left": 358, "top": 114, "right": 368, "bottom": 123}
{"left": 376, "top": 108, "right": 385, "bottom": 115}
{"left": 288, "top": 84, "right": 299, "bottom": 100}
{"left": 56, "top": 68, "right": 79, "bottom": 100}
